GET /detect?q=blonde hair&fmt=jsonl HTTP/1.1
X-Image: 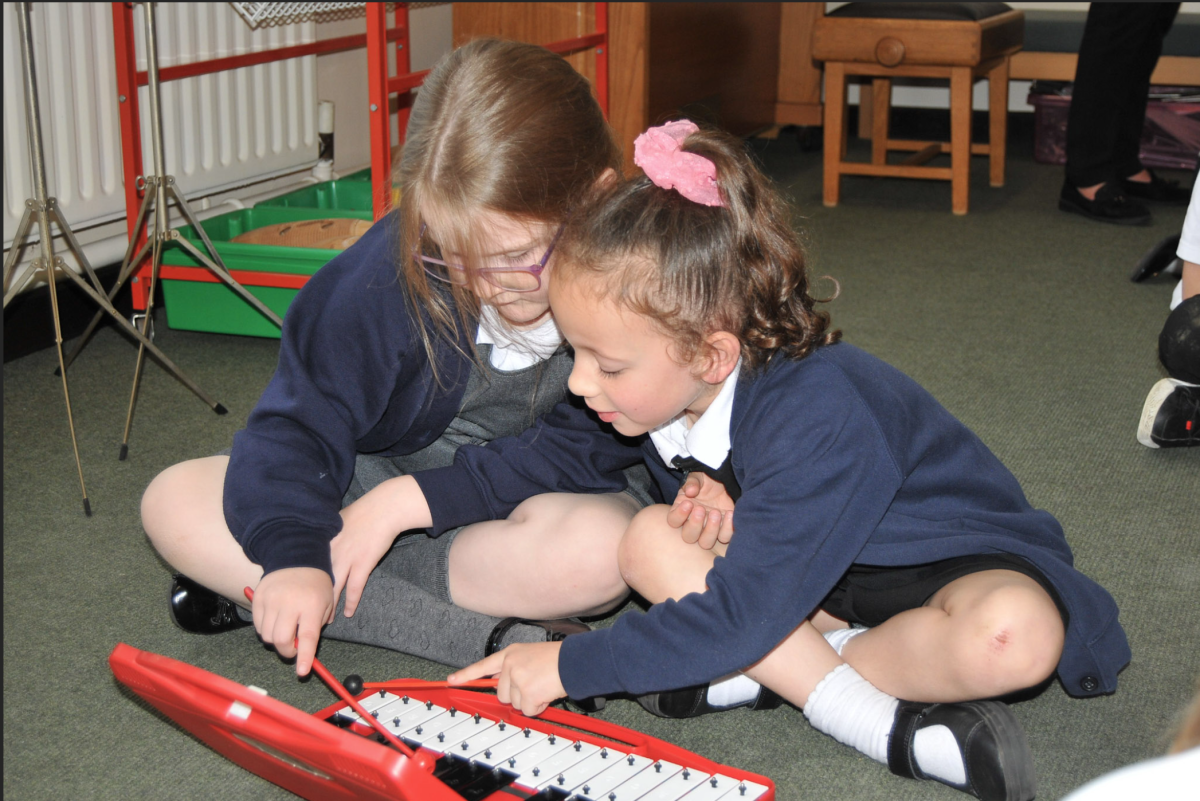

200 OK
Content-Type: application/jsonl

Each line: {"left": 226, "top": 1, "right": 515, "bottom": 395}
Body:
{"left": 557, "top": 124, "right": 839, "bottom": 372}
{"left": 395, "top": 38, "right": 620, "bottom": 375}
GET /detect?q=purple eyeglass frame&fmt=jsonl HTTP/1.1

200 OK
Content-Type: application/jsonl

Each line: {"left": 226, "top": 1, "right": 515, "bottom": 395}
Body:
{"left": 415, "top": 222, "right": 565, "bottom": 293}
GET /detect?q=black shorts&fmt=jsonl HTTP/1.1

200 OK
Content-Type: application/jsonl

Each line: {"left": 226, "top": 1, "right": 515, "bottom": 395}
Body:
{"left": 818, "top": 553, "right": 1069, "bottom": 628}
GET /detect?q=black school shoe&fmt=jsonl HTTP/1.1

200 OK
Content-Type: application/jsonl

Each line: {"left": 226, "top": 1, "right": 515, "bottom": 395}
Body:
{"left": 1123, "top": 169, "right": 1192, "bottom": 204}
{"left": 1059, "top": 181, "right": 1150, "bottom": 225}
{"left": 1138, "top": 378, "right": 1200, "bottom": 448}
{"left": 637, "top": 682, "right": 784, "bottom": 718}
{"left": 888, "top": 700, "right": 1036, "bottom": 801}
{"left": 169, "top": 574, "right": 251, "bottom": 634}
{"left": 485, "top": 617, "right": 605, "bottom": 713}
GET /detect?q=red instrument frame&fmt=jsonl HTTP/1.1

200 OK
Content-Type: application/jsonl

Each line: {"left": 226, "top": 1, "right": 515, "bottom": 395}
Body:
{"left": 109, "top": 643, "right": 774, "bottom": 801}
{"left": 111, "top": 2, "right": 610, "bottom": 311}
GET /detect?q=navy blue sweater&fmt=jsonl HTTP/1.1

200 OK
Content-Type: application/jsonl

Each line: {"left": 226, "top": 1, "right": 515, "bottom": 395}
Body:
{"left": 413, "top": 342, "right": 1130, "bottom": 699}
{"left": 224, "top": 215, "right": 478, "bottom": 576}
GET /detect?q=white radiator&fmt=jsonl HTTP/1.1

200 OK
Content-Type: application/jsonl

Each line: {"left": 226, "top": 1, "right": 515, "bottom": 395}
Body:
{"left": 3, "top": 2, "right": 320, "bottom": 287}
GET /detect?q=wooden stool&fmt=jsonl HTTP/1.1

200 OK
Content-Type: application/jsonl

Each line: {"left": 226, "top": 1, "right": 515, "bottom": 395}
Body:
{"left": 813, "top": 3, "right": 1024, "bottom": 214}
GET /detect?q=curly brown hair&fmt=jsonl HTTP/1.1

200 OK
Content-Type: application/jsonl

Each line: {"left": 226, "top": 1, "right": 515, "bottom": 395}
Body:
{"left": 555, "top": 124, "right": 839, "bottom": 371}
{"left": 394, "top": 38, "right": 620, "bottom": 376}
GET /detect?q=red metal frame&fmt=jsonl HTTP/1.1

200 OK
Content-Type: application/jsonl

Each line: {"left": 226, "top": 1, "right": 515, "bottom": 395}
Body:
{"left": 111, "top": 2, "right": 610, "bottom": 309}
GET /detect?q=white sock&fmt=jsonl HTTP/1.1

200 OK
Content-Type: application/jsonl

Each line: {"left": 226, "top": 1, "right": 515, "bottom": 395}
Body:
{"left": 705, "top": 672, "right": 762, "bottom": 708}
{"left": 802, "top": 664, "right": 966, "bottom": 786}
{"left": 822, "top": 625, "right": 869, "bottom": 656}
{"left": 803, "top": 664, "right": 895, "bottom": 763}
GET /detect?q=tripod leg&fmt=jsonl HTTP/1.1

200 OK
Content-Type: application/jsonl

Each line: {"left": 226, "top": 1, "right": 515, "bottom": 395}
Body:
{"left": 120, "top": 235, "right": 163, "bottom": 461}
{"left": 57, "top": 265, "right": 225, "bottom": 414}
{"left": 57, "top": 237, "right": 152, "bottom": 375}
{"left": 57, "top": 186, "right": 156, "bottom": 371}
{"left": 45, "top": 256, "right": 92, "bottom": 515}
{"left": 169, "top": 183, "right": 283, "bottom": 328}
{"left": 173, "top": 236, "right": 284, "bottom": 327}
{"left": 3, "top": 207, "right": 36, "bottom": 305}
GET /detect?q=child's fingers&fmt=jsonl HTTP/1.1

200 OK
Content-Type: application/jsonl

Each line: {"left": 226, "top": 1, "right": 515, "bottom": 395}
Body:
{"left": 679, "top": 473, "right": 704, "bottom": 499}
{"left": 697, "top": 509, "right": 724, "bottom": 550}
{"left": 294, "top": 614, "right": 323, "bottom": 677}
{"left": 718, "top": 510, "right": 735, "bottom": 543}
{"left": 665, "top": 498, "right": 695, "bottom": 529}
{"left": 448, "top": 651, "right": 504, "bottom": 685}
{"left": 343, "top": 571, "right": 367, "bottom": 618}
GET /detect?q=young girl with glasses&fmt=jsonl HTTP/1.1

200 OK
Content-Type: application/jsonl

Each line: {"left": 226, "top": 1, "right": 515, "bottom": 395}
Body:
{"left": 141, "top": 39, "right": 656, "bottom": 679}
{"left": 434, "top": 122, "right": 1129, "bottom": 801}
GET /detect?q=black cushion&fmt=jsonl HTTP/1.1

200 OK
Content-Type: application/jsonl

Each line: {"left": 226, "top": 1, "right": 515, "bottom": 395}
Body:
{"left": 828, "top": 3, "right": 1013, "bottom": 23}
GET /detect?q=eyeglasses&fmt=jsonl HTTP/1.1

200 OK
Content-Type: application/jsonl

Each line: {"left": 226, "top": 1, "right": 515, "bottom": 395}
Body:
{"left": 415, "top": 222, "right": 565, "bottom": 293}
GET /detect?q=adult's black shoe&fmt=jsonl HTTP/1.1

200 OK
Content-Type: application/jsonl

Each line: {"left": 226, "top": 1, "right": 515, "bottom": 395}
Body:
{"left": 1059, "top": 181, "right": 1150, "bottom": 226}
{"left": 1123, "top": 169, "right": 1191, "bottom": 204}
{"left": 169, "top": 574, "right": 251, "bottom": 634}
{"left": 637, "top": 682, "right": 784, "bottom": 718}
{"left": 888, "top": 699, "right": 1036, "bottom": 801}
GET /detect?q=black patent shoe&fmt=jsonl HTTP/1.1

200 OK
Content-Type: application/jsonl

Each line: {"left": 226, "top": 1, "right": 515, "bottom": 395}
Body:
{"left": 1059, "top": 181, "right": 1150, "bottom": 225}
{"left": 1122, "top": 169, "right": 1191, "bottom": 204}
{"left": 169, "top": 574, "right": 251, "bottom": 634}
{"left": 888, "top": 700, "right": 1036, "bottom": 801}
{"left": 637, "top": 682, "right": 784, "bottom": 718}
{"left": 485, "top": 617, "right": 604, "bottom": 712}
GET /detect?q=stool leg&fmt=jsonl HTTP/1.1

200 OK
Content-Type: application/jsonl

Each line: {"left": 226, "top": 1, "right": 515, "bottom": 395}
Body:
{"left": 871, "top": 78, "right": 891, "bottom": 165}
{"left": 988, "top": 57, "right": 1009, "bottom": 187}
{"left": 858, "top": 81, "right": 873, "bottom": 140}
{"left": 823, "top": 62, "right": 847, "bottom": 208}
{"left": 950, "top": 66, "right": 971, "bottom": 215}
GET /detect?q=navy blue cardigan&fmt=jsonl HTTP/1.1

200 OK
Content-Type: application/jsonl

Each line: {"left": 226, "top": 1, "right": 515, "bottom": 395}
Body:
{"left": 413, "top": 342, "right": 1130, "bottom": 699}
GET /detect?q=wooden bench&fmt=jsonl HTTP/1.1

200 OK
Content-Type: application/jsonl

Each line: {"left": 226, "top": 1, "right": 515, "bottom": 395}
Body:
{"left": 1010, "top": 9, "right": 1200, "bottom": 85}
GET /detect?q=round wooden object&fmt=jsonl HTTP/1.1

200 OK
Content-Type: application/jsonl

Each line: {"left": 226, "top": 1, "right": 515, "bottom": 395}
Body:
{"left": 875, "top": 37, "right": 906, "bottom": 67}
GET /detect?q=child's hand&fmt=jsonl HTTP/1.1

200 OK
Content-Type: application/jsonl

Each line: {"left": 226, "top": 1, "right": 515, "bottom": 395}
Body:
{"left": 666, "top": 472, "right": 735, "bottom": 550}
{"left": 448, "top": 642, "right": 566, "bottom": 717}
{"left": 330, "top": 476, "right": 433, "bottom": 619}
{"left": 252, "top": 567, "right": 334, "bottom": 677}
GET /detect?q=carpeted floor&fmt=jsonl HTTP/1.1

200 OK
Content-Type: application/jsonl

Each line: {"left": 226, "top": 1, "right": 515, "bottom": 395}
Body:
{"left": 4, "top": 128, "right": 1198, "bottom": 801}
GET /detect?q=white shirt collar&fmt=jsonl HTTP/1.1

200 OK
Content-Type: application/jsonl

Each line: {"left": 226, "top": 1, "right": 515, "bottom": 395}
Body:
{"left": 475, "top": 305, "right": 562, "bottom": 370}
{"left": 649, "top": 359, "right": 741, "bottom": 469}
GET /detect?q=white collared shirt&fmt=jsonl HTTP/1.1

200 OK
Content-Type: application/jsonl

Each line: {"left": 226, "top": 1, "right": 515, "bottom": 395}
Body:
{"left": 649, "top": 360, "right": 742, "bottom": 470}
{"left": 475, "top": 304, "right": 562, "bottom": 370}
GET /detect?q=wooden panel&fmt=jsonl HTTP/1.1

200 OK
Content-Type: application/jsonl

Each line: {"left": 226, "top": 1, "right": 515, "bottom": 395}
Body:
{"left": 452, "top": 3, "right": 597, "bottom": 87}
{"left": 775, "top": 2, "right": 823, "bottom": 127}
{"left": 1010, "top": 51, "right": 1200, "bottom": 85}
{"left": 609, "top": 2, "right": 649, "bottom": 173}
{"left": 646, "top": 3, "right": 780, "bottom": 136}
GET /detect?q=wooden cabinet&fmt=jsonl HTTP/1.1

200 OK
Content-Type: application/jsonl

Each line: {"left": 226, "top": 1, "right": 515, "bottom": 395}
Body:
{"left": 452, "top": 3, "right": 823, "bottom": 171}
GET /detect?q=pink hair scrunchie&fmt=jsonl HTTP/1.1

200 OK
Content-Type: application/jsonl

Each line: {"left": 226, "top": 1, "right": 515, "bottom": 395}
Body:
{"left": 633, "top": 120, "right": 725, "bottom": 208}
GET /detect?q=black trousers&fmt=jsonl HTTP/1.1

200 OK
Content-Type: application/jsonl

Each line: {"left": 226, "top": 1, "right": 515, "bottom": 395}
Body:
{"left": 1161, "top": 294, "right": 1200, "bottom": 384}
{"left": 1065, "top": 2, "right": 1180, "bottom": 188}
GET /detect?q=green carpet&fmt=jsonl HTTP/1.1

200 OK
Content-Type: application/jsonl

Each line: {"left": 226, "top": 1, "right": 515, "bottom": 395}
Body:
{"left": 4, "top": 132, "right": 1197, "bottom": 801}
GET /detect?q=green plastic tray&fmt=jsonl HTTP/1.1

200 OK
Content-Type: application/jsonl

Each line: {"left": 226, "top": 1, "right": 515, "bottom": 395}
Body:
{"left": 254, "top": 179, "right": 373, "bottom": 212}
{"left": 160, "top": 206, "right": 373, "bottom": 339}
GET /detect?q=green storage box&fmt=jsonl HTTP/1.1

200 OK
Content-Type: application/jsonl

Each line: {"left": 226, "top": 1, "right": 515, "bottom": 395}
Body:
{"left": 160, "top": 206, "right": 373, "bottom": 339}
{"left": 254, "top": 179, "right": 373, "bottom": 212}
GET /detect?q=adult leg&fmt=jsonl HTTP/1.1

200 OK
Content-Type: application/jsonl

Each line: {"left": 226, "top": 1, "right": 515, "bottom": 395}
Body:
{"left": 1066, "top": 3, "right": 1175, "bottom": 190}
{"left": 142, "top": 455, "right": 261, "bottom": 607}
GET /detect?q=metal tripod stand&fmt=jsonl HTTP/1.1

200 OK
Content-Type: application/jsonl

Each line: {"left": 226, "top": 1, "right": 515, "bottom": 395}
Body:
{"left": 61, "top": 1, "right": 283, "bottom": 460}
{"left": 3, "top": 2, "right": 221, "bottom": 513}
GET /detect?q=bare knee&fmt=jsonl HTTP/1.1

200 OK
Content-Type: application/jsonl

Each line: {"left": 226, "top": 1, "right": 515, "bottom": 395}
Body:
{"left": 141, "top": 456, "right": 227, "bottom": 558}
{"left": 953, "top": 583, "right": 1064, "bottom": 696}
{"left": 617, "top": 505, "right": 675, "bottom": 594}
